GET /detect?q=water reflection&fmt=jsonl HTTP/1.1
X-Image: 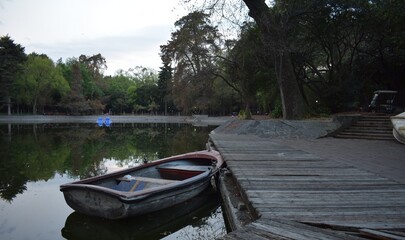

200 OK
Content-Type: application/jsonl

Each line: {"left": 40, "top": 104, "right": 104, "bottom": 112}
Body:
{"left": 62, "top": 188, "right": 222, "bottom": 240}
{"left": 0, "top": 123, "right": 226, "bottom": 240}
{"left": 0, "top": 123, "right": 215, "bottom": 201}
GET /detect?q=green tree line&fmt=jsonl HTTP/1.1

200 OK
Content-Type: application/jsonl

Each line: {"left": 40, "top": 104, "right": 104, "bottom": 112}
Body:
{"left": 1, "top": 0, "right": 404, "bottom": 118}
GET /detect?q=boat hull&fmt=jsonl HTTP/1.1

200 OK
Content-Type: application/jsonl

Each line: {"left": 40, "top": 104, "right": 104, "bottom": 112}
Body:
{"left": 62, "top": 174, "right": 211, "bottom": 219}
{"left": 62, "top": 188, "right": 220, "bottom": 240}
{"left": 391, "top": 112, "right": 405, "bottom": 144}
{"left": 60, "top": 150, "right": 223, "bottom": 219}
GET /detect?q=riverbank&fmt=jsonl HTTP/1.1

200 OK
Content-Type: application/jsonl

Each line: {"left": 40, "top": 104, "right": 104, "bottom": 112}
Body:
{"left": 0, "top": 114, "right": 231, "bottom": 126}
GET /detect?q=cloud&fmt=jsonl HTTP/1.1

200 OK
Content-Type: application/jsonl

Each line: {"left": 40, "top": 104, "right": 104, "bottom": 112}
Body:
{"left": 0, "top": 0, "right": 186, "bottom": 75}
{"left": 25, "top": 24, "right": 172, "bottom": 74}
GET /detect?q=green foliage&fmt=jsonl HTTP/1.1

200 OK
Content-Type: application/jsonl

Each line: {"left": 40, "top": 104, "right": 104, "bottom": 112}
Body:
{"left": 288, "top": 0, "right": 405, "bottom": 112}
{"left": 15, "top": 54, "right": 69, "bottom": 114}
{"left": 0, "top": 35, "right": 26, "bottom": 114}
{"left": 160, "top": 11, "right": 221, "bottom": 114}
{"left": 271, "top": 99, "right": 283, "bottom": 118}
{"left": 238, "top": 109, "right": 251, "bottom": 120}
{"left": 221, "top": 23, "right": 277, "bottom": 117}
{"left": 157, "top": 62, "right": 175, "bottom": 115}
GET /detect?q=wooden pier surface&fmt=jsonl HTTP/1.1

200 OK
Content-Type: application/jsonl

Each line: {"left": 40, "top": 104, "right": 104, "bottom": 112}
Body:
{"left": 211, "top": 133, "right": 405, "bottom": 239}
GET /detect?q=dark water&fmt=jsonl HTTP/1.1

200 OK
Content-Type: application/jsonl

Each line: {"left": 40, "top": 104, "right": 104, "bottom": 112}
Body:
{"left": 0, "top": 123, "right": 227, "bottom": 240}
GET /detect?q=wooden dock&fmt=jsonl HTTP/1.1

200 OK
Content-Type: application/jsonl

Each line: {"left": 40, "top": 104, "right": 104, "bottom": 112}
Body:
{"left": 210, "top": 134, "right": 405, "bottom": 239}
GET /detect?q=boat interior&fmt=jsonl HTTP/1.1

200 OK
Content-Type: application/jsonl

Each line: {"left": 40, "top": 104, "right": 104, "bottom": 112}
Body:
{"left": 90, "top": 159, "right": 214, "bottom": 192}
{"left": 113, "top": 165, "right": 211, "bottom": 192}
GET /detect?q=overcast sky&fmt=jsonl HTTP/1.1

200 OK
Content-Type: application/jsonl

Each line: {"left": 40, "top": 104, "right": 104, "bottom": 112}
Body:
{"left": 0, "top": 0, "right": 186, "bottom": 75}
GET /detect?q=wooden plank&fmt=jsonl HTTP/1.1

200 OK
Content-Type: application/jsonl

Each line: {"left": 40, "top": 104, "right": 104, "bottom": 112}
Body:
{"left": 257, "top": 219, "right": 405, "bottom": 231}
{"left": 234, "top": 175, "right": 391, "bottom": 181}
{"left": 250, "top": 219, "right": 363, "bottom": 240}
{"left": 224, "top": 225, "right": 280, "bottom": 240}
{"left": 359, "top": 229, "right": 405, "bottom": 240}
{"left": 249, "top": 197, "right": 405, "bottom": 206}
{"left": 245, "top": 189, "right": 405, "bottom": 194}
{"left": 261, "top": 213, "right": 405, "bottom": 222}
{"left": 210, "top": 134, "right": 405, "bottom": 237}
{"left": 258, "top": 207, "right": 405, "bottom": 216}
{"left": 226, "top": 161, "right": 350, "bottom": 168}
{"left": 230, "top": 169, "right": 375, "bottom": 176}
{"left": 222, "top": 153, "right": 323, "bottom": 161}
{"left": 245, "top": 191, "right": 405, "bottom": 199}
{"left": 238, "top": 181, "right": 404, "bottom": 189}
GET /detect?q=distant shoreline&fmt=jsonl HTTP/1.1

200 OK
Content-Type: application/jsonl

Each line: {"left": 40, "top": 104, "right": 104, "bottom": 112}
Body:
{"left": 0, "top": 114, "right": 231, "bottom": 126}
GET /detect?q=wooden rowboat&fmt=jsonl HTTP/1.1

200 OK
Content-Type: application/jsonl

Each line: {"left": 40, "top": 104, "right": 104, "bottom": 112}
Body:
{"left": 60, "top": 150, "right": 223, "bottom": 219}
{"left": 61, "top": 188, "right": 220, "bottom": 239}
{"left": 391, "top": 112, "right": 405, "bottom": 144}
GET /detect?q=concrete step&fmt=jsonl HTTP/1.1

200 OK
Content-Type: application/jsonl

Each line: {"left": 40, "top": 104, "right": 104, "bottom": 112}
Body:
{"left": 335, "top": 132, "right": 395, "bottom": 140}
{"left": 335, "top": 135, "right": 395, "bottom": 141}
{"left": 349, "top": 126, "right": 392, "bottom": 131}
{"left": 354, "top": 121, "right": 392, "bottom": 126}
{"left": 336, "top": 131, "right": 393, "bottom": 136}
{"left": 337, "top": 131, "right": 393, "bottom": 138}
{"left": 334, "top": 114, "right": 395, "bottom": 140}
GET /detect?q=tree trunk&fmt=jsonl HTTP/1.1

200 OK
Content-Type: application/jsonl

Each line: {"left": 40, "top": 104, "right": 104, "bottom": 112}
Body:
{"left": 274, "top": 51, "right": 307, "bottom": 119}
{"left": 6, "top": 96, "right": 11, "bottom": 115}
{"left": 242, "top": 0, "right": 307, "bottom": 119}
{"left": 244, "top": 101, "right": 252, "bottom": 120}
{"left": 164, "top": 99, "right": 168, "bottom": 116}
{"left": 33, "top": 98, "right": 37, "bottom": 115}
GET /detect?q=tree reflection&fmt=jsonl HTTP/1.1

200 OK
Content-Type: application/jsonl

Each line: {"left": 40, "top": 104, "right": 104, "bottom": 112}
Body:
{"left": 0, "top": 123, "right": 214, "bottom": 201}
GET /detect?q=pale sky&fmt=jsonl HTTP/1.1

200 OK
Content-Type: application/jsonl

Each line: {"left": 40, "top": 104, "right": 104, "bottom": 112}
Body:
{"left": 0, "top": 0, "right": 186, "bottom": 75}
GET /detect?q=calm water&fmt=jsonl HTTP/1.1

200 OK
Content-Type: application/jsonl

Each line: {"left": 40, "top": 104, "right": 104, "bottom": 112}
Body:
{"left": 0, "top": 123, "right": 227, "bottom": 240}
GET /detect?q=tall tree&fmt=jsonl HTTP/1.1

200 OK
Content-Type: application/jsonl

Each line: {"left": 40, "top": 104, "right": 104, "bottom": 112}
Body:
{"left": 219, "top": 24, "right": 275, "bottom": 118}
{"left": 158, "top": 62, "right": 174, "bottom": 115}
{"left": 16, "top": 54, "right": 70, "bottom": 114}
{"left": 161, "top": 11, "right": 221, "bottom": 114}
{"left": 0, "top": 35, "right": 26, "bottom": 115}
{"left": 78, "top": 54, "right": 106, "bottom": 100}
{"left": 61, "top": 62, "right": 90, "bottom": 115}
{"left": 105, "top": 74, "right": 134, "bottom": 114}
{"left": 185, "top": 0, "right": 309, "bottom": 118}
{"left": 241, "top": 0, "right": 309, "bottom": 119}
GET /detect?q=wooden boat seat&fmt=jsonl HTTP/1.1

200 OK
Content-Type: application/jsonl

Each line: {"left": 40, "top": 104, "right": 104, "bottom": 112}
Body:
{"left": 157, "top": 165, "right": 211, "bottom": 172}
{"left": 156, "top": 165, "right": 211, "bottom": 180}
{"left": 114, "top": 176, "right": 179, "bottom": 192}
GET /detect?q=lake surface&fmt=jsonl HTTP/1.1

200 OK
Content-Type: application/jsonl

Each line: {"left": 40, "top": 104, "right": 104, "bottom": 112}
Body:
{"left": 0, "top": 123, "right": 227, "bottom": 240}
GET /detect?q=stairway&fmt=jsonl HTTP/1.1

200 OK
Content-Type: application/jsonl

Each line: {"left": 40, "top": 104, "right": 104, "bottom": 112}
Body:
{"left": 335, "top": 115, "right": 395, "bottom": 141}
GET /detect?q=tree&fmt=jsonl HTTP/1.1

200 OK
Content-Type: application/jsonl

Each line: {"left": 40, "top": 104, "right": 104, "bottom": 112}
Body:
{"left": 241, "top": 0, "right": 310, "bottom": 119}
{"left": 79, "top": 54, "right": 107, "bottom": 100}
{"left": 157, "top": 62, "right": 174, "bottom": 115}
{"left": 61, "top": 61, "right": 91, "bottom": 114}
{"left": 16, "top": 54, "right": 70, "bottom": 114}
{"left": 106, "top": 66, "right": 159, "bottom": 115}
{"left": 218, "top": 23, "right": 276, "bottom": 119}
{"left": 106, "top": 74, "right": 134, "bottom": 114}
{"left": 184, "top": 0, "right": 309, "bottom": 118}
{"left": 79, "top": 53, "right": 107, "bottom": 79}
{"left": 160, "top": 11, "right": 222, "bottom": 114}
{"left": 0, "top": 35, "right": 26, "bottom": 115}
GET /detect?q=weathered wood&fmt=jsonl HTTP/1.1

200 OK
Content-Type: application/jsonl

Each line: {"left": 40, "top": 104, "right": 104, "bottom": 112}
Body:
{"left": 359, "top": 229, "right": 405, "bottom": 240}
{"left": 226, "top": 161, "right": 350, "bottom": 168}
{"left": 117, "top": 176, "right": 179, "bottom": 185}
{"left": 222, "top": 153, "right": 322, "bottom": 161}
{"left": 211, "top": 132, "right": 405, "bottom": 238}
